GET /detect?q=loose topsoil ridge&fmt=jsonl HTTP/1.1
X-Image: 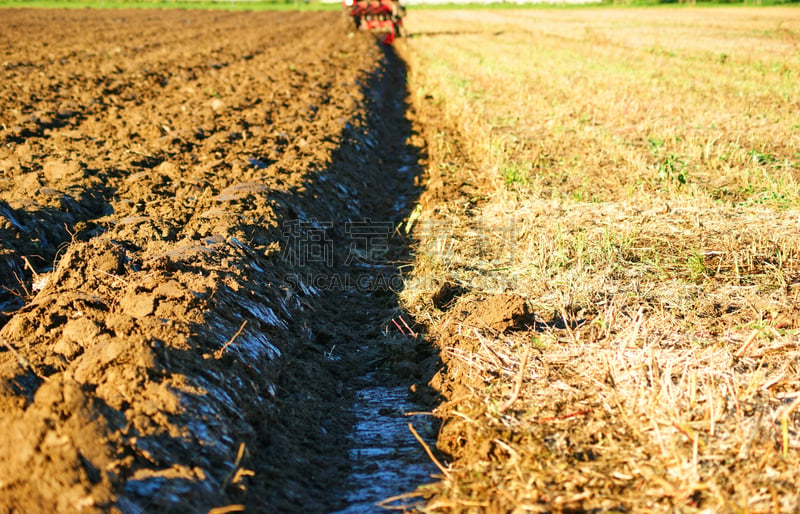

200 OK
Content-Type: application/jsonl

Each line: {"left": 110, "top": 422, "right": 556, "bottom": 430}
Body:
{"left": 0, "top": 9, "right": 433, "bottom": 513}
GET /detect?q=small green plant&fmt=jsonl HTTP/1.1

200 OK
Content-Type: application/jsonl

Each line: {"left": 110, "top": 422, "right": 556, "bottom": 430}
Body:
{"left": 687, "top": 251, "right": 708, "bottom": 282}
{"left": 741, "top": 190, "right": 794, "bottom": 209}
{"left": 648, "top": 136, "right": 688, "bottom": 185}
{"left": 658, "top": 153, "right": 688, "bottom": 185}
{"left": 747, "top": 149, "right": 776, "bottom": 165}
{"left": 501, "top": 164, "right": 530, "bottom": 188}
{"left": 648, "top": 138, "right": 665, "bottom": 155}
{"left": 453, "top": 77, "right": 469, "bottom": 91}
{"left": 530, "top": 335, "right": 546, "bottom": 351}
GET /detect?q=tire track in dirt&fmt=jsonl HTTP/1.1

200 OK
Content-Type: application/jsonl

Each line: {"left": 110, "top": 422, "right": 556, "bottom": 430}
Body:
{"left": 0, "top": 10, "right": 438, "bottom": 512}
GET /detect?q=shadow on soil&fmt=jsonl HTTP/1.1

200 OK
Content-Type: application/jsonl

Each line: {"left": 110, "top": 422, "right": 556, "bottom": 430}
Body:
{"left": 240, "top": 42, "right": 442, "bottom": 512}
{"left": 0, "top": 181, "right": 115, "bottom": 323}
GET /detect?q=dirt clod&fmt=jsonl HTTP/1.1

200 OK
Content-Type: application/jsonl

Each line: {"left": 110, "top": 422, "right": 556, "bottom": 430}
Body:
{"left": 458, "top": 294, "right": 535, "bottom": 333}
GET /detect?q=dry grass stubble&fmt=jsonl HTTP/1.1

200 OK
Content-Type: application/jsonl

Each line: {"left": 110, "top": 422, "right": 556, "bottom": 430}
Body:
{"left": 398, "top": 8, "right": 800, "bottom": 512}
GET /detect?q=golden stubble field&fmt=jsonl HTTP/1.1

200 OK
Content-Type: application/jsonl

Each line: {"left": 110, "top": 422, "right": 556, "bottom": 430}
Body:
{"left": 397, "top": 7, "right": 800, "bottom": 513}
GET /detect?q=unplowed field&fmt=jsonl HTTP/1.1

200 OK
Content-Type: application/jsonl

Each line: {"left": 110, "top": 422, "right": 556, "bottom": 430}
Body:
{"left": 399, "top": 7, "right": 800, "bottom": 513}
{"left": 0, "top": 9, "right": 430, "bottom": 513}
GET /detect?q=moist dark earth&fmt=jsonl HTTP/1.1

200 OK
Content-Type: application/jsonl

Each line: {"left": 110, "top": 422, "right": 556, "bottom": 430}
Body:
{"left": 0, "top": 9, "right": 438, "bottom": 512}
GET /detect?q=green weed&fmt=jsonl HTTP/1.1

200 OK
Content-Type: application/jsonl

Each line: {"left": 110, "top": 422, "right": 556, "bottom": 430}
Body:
{"left": 501, "top": 164, "right": 530, "bottom": 188}
{"left": 658, "top": 153, "right": 688, "bottom": 185}
{"left": 747, "top": 148, "right": 776, "bottom": 165}
{"left": 687, "top": 251, "right": 708, "bottom": 282}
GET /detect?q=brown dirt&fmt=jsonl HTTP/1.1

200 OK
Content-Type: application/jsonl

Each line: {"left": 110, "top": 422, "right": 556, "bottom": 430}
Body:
{"left": 0, "top": 9, "right": 432, "bottom": 513}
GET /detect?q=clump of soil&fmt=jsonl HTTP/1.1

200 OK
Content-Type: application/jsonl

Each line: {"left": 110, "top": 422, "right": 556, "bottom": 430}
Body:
{"left": 458, "top": 294, "right": 535, "bottom": 333}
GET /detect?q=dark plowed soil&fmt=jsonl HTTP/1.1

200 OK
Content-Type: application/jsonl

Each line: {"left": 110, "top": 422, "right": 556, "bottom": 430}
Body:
{"left": 0, "top": 9, "right": 434, "bottom": 513}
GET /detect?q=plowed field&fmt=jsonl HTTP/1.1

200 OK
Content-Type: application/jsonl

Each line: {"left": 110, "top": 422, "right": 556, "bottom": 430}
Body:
{"left": 0, "top": 9, "right": 431, "bottom": 513}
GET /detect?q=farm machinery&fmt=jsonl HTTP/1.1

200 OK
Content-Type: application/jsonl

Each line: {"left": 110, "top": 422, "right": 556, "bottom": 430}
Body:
{"left": 342, "top": 0, "right": 406, "bottom": 44}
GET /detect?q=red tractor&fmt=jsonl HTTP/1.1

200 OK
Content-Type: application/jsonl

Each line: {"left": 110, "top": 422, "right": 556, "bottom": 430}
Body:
{"left": 342, "top": 0, "right": 406, "bottom": 44}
